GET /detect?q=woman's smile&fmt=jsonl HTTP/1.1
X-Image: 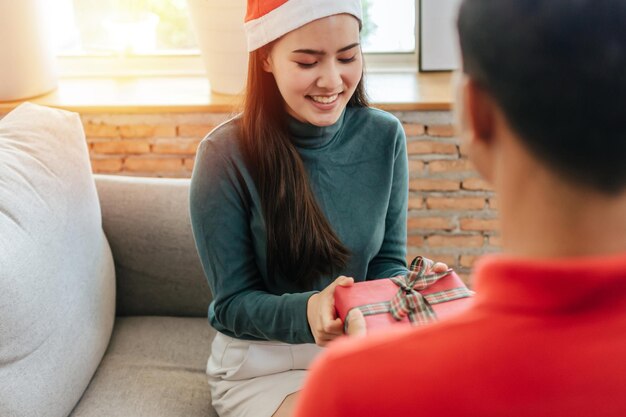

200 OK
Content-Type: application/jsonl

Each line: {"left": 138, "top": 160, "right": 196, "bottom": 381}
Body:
{"left": 307, "top": 93, "right": 340, "bottom": 104}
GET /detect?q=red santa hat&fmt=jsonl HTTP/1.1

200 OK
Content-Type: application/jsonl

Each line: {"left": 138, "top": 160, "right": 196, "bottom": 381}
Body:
{"left": 244, "top": 0, "right": 363, "bottom": 52}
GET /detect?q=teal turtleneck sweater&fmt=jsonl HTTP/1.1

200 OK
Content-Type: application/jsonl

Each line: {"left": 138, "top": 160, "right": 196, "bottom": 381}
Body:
{"left": 190, "top": 106, "right": 408, "bottom": 344}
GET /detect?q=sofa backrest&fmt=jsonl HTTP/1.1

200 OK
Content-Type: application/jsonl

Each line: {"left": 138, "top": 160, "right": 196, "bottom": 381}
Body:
{"left": 0, "top": 103, "right": 116, "bottom": 417}
{"left": 94, "top": 174, "right": 212, "bottom": 317}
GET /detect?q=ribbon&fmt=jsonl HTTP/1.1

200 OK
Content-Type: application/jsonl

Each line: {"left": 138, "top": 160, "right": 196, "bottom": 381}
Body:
{"left": 344, "top": 256, "right": 474, "bottom": 330}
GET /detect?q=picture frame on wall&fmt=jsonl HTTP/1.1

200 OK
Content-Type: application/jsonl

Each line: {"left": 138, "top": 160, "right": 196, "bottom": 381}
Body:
{"left": 419, "top": 0, "right": 462, "bottom": 71}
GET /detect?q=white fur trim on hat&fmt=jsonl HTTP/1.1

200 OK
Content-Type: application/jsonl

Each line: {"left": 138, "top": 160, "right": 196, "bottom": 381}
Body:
{"left": 245, "top": 0, "right": 363, "bottom": 52}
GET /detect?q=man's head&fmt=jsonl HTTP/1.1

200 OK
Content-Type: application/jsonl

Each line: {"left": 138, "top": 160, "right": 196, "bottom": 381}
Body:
{"left": 456, "top": 0, "right": 626, "bottom": 195}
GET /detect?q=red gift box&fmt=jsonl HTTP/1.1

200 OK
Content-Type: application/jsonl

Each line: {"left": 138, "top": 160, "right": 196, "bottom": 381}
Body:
{"left": 335, "top": 259, "right": 474, "bottom": 333}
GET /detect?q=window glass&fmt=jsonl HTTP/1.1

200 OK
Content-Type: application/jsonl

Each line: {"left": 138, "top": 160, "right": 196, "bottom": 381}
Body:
{"left": 53, "top": 0, "right": 416, "bottom": 56}
{"left": 361, "top": 0, "right": 416, "bottom": 53}
{"left": 52, "top": 0, "right": 197, "bottom": 55}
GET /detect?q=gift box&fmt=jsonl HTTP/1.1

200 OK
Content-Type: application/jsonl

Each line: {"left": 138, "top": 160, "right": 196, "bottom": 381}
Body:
{"left": 335, "top": 257, "right": 474, "bottom": 333}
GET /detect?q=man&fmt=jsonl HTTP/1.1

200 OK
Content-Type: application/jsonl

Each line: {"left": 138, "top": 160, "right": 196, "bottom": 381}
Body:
{"left": 294, "top": 0, "right": 626, "bottom": 415}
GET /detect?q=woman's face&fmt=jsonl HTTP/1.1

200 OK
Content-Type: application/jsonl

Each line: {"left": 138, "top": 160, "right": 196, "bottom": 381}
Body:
{"left": 263, "top": 14, "right": 363, "bottom": 127}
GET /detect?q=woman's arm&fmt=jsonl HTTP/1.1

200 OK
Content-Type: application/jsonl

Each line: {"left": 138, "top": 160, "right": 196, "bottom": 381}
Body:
{"left": 190, "top": 137, "right": 316, "bottom": 344}
{"left": 367, "top": 119, "right": 410, "bottom": 279}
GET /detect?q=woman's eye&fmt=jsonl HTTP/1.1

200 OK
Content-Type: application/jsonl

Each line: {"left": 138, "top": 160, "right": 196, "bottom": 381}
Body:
{"left": 296, "top": 62, "right": 316, "bottom": 68}
{"left": 339, "top": 56, "right": 357, "bottom": 64}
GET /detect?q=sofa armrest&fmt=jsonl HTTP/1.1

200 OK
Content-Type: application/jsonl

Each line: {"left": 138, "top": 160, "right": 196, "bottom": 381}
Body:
{"left": 94, "top": 174, "right": 211, "bottom": 317}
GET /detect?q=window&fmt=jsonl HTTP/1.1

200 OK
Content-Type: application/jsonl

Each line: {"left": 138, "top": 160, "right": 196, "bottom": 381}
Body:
{"left": 50, "top": 0, "right": 204, "bottom": 76}
{"left": 53, "top": 0, "right": 197, "bottom": 54}
{"left": 361, "top": 0, "right": 418, "bottom": 70}
{"left": 49, "top": 0, "right": 437, "bottom": 76}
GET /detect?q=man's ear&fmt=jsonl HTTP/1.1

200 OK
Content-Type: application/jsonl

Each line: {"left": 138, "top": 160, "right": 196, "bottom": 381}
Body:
{"left": 465, "top": 78, "right": 496, "bottom": 144}
{"left": 458, "top": 76, "right": 498, "bottom": 182}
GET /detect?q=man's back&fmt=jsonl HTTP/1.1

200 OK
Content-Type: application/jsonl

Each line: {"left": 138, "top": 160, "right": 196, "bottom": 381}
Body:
{"left": 294, "top": 1, "right": 626, "bottom": 415}
{"left": 296, "top": 254, "right": 626, "bottom": 417}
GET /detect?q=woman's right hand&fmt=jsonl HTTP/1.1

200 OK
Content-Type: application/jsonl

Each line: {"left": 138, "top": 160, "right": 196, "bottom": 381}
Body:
{"left": 306, "top": 275, "right": 354, "bottom": 346}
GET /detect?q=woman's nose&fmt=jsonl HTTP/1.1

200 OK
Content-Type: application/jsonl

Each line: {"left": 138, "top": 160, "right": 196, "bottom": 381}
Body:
{"left": 316, "top": 62, "right": 342, "bottom": 90}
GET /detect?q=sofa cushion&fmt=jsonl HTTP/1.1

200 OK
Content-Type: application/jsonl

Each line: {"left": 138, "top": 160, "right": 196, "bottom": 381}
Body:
{"left": 69, "top": 316, "right": 217, "bottom": 417}
{"left": 0, "top": 103, "right": 116, "bottom": 417}
{"left": 94, "top": 175, "right": 212, "bottom": 317}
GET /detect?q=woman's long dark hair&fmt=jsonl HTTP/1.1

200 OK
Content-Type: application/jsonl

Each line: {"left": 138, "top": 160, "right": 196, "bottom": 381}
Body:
{"left": 239, "top": 46, "right": 369, "bottom": 287}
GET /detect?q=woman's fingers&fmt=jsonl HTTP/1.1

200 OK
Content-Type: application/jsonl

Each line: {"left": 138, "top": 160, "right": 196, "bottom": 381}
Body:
{"left": 308, "top": 275, "right": 357, "bottom": 346}
{"left": 318, "top": 324, "right": 345, "bottom": 345}
{"left": 332, "top": 275, "right": 354, "bottom": 288}
{"left": 321, "top": 317, "right": 344, "bottom": 336}
{"left": 431, "top": 262, "right": 449, "bottom": 273}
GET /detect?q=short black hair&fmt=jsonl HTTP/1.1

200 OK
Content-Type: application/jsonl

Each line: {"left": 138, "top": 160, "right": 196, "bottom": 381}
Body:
{"left": 457, "top": 0, "right": 626, "bottom": 194}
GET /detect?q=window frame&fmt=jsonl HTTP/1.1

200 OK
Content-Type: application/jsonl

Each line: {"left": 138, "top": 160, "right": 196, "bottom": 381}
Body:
{"left": 55, "top": 1, "right": 421, "bottom": 77}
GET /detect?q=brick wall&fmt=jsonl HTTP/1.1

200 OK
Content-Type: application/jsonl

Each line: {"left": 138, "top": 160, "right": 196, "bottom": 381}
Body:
{"left": 82, "top": 112, "right": 230, "bottom": 177}
{"left": 81, "top": 109, "right": 499, "bottom": 283}
{"left": 396, "top": 111, "right": 499, "bottom": 283}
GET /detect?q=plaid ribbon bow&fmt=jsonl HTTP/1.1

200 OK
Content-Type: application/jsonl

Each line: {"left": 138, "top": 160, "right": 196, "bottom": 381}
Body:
{"left": 345, "top": 256, "right": 474, "bottom": 330}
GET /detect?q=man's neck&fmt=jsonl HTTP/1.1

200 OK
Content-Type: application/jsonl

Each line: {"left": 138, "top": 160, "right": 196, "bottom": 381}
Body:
{"left": 499, "top": 169, "right": 626, "bottom": 258}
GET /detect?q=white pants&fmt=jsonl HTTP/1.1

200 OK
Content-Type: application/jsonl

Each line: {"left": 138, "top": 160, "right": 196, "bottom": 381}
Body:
{"left": 207, "top": 332, "right": 324, "bottom": 417}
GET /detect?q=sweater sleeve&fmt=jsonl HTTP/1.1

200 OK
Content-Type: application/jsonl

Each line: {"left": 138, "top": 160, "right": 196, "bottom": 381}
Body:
{"left": 189, "top": 137, "right": 316, "bottom": 344}
{"left": 366, "top": 119, "right": 409, "bottom": 279}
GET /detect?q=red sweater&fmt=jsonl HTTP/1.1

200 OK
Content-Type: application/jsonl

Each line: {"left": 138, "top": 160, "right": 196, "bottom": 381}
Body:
{"left": 295, "top": 253, "right": 626, "bottom": 417}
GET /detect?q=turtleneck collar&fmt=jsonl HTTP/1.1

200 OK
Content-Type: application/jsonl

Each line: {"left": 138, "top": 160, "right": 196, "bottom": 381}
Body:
{"left": 287, "top": 109, "right": 346, "bottom": 149}
{"left": 472, "top": 252, "right": 626, "bottom": 313}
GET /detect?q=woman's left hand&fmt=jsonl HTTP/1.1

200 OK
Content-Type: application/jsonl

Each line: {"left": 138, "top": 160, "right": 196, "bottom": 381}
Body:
{"left": 431, "top": 261, "right": 449, "bottom": 274}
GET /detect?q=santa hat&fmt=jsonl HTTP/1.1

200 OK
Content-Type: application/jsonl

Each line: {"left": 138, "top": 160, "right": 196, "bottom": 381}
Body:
{"left": 244, "top": 0, "right": 363, "bottom": 52}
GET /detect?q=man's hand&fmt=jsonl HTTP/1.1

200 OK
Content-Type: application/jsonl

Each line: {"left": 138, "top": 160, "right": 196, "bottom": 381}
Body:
{"left": 345, "top": 308, "right": 367, "bottom": 337}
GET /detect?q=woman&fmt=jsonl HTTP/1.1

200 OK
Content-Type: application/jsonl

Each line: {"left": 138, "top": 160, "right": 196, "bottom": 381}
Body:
{"left": 190, "top": 1, "right": 437, "bottom": 415}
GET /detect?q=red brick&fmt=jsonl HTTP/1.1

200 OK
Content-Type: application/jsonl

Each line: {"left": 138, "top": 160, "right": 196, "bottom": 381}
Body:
{"left": 124, "top": 156, "right": 184, "bottom": 173}
{"left": 489, "top": 235, "right": 503, "bottom": 247}
{"left": 84, "top": 123, "right": 119, "bottom": 139}
{"left": 406, "top": 253, "right": 457, "bottom": 268}
{"left": 178, "top": 124, "right": 215, "bottom": 138}
{"left": 407, "top": 141, "right": 457, "bottom": 155}
{"left": 426, "top": 197, "right": 485, "bottom": 210}
{"left": 488, "top": 198, "right": 499, "bottom": 210}
{"left": 408, "top": 197, "right": 423, "bottom": 210}
{"left": 460, "top": 218, "right": 500, "bottom": 231}
{"left": 152, "top": 138, "right": 201, "bottom": 155}
{"left": 429, "top": 159, "right": 475, "bottom": 174}
{"left": 407, "top": 235, "right": 425, "bottom": 247}
{"left": 427, "top": 124, "right": 455, "bottom": 137}
{"left": 409, "top": 159, "right": 425, "bottom": 174}
{"left": 184, "top": 158, "right": 195, "bottom": 171}
{"left": 459, "top": 141, "right": 470, "bottom": 157}
{"left": 91, "top": 157, "right": 122, "bottom": 173}
{"left": 410, "top": 179, "right": 460, "bottom": 191}
{"left": 402, "top": 123, "right": 425, "bottom": 137}
{"left": 119, "top": 124, "right": 176, "bottom": 139}
{"left": 462, "top": 178, "right": 493, "bottom": 191}
{"left": 427, "top": 235, "right": 484, "bottom": 248}
{"left": 407, "top": 217, "right": 455, "bottom": 230}
{"left": 92, "top": 140, "right": 151, "bottom": 155}
{"left": 460, "top": 255, "right": 480, "bottom": 268}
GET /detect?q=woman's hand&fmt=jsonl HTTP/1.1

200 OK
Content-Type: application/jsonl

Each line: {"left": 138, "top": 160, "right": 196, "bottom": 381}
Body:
{"left": 307, "top": 275, "right": 354, "bottom": 346}
{"left": 431, "top": 262, "right": 449, "bottom": 273}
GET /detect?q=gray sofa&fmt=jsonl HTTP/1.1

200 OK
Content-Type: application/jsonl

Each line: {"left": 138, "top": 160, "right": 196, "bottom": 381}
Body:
{"left": 70, "top": 175, "right": 218, "bottom": 417}
{"left": 0, "top": 103, "right": 218, "bottom": 416}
